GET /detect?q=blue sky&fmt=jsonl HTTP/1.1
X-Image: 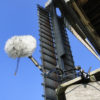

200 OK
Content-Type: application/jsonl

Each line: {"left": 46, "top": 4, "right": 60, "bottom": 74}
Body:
{"left": 0, "top": 0, "right": 99, "bottom": 100}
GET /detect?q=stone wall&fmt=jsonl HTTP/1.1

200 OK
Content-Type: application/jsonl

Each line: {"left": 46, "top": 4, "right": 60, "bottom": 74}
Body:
{"left": 65, "top": 81, "right": 100, "bottom": 100}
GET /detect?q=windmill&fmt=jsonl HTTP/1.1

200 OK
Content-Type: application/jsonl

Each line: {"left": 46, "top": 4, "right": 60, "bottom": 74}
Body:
{"left": 5, "top": 0, "right": 100, "bottom": 100}
{"left": 37, "top": 0, "right": 100, "bottom": 100}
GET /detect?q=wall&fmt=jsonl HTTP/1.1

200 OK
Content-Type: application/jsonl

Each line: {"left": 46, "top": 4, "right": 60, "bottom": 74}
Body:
{"left": 65, "top": 81, "right": 100, "bottom": 100}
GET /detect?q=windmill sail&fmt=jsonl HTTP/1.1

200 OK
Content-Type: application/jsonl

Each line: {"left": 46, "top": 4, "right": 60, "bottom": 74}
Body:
{"left": 38, "top": 4, "right": 76, "bottom": 100}
{"left": 38, "top": 5, "right": 59, "bottom": 100}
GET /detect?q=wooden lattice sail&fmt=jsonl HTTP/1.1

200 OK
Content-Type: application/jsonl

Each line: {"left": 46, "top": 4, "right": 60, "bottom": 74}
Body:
{"left": 38, "top": 5, "right": 76, "bottom": 100}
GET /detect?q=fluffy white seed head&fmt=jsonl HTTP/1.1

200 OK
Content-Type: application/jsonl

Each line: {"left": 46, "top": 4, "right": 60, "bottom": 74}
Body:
{"left": 5, "top": 35, "right": 36, "bottom": 58}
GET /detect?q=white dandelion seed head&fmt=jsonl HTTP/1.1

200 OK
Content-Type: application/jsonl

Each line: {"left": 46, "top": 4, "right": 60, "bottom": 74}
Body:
{"left": 5, "top": 35, "right": 36, "bottom": 58}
